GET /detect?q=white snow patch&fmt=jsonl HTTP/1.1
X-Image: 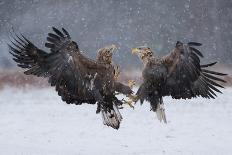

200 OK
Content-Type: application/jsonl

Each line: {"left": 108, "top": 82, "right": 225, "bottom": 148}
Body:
{"left": 0, "top": 87, "right": 232, "bottom": 155}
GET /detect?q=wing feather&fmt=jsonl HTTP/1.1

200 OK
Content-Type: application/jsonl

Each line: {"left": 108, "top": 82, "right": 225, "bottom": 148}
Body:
{"left": 162, "top": 41, "right": 226, "bottom": 99}
{"left": 9, "top": 27, "right": 108, "bottom": 105}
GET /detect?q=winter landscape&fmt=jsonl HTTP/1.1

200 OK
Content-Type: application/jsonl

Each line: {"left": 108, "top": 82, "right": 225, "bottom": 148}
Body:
{"left": 0, "top": 87, "right": 231, "bottom": 155}
{"left": 1, "top": 0, "right": 232, "bottom": 154}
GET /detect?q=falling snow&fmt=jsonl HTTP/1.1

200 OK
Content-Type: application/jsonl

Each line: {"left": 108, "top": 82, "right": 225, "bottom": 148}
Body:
{"left": 0, "top": 0, "right": 231, "bottom": 69}
{"left": 0, "top": 87, "right": 232, "bottom": 154}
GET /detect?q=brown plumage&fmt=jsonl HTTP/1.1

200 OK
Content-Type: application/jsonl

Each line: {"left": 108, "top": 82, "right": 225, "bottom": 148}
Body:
{"left": 9, "top": 27, "right": 133, "bottom": 129}
{"left": 132, "top": 41, "right": 227, "bottom": 123}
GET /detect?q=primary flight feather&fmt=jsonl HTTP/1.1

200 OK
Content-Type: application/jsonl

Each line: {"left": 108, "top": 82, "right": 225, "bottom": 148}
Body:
{"left": 9, "top": 27, "right": 133, "bottom": 129}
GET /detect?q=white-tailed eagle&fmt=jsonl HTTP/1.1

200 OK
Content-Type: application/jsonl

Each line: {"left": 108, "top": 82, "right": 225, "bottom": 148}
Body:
{"left": 9, "top": 27, "right": 133, "bottom": 129}
{"left": 131, "top": 41, "right": 227, "bottom": 123}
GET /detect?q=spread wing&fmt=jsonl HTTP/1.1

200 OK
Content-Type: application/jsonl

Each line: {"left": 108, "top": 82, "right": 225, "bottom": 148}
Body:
{"left": 161, "top": 41, "right": 227, "bottom": 99}
{"left": 9, "top": 27, "right": 107, "bottom": 104}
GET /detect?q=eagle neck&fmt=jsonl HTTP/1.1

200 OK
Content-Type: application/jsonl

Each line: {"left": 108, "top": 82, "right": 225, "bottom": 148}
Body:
{"left": 142, "top": 56, "right": 154, "bottom": 66}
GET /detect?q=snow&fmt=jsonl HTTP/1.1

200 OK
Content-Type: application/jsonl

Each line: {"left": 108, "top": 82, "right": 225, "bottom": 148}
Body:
{"left": 0, "top": 87, "right": 232, "bottom": 155}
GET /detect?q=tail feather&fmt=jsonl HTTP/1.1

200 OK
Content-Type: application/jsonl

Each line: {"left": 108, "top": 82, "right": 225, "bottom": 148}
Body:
{"left": 155, "top": 103, "right": 167, "bottom": 123}
{"left": 150, "top": 98, "right": 167, "bottom": 123}
{"left": 101, "top": 103, "right": 122, "bottom": 129}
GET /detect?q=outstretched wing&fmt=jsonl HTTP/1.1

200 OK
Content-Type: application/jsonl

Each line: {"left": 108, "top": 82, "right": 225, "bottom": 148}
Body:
{"left": 162, "top": 41, "right": 227, "bottom": 99}
{"left": 8, "top": 34, "right": 49, "bottom": 76}
{"left": 9, "top": 27, "right": 106, "bottom": 104}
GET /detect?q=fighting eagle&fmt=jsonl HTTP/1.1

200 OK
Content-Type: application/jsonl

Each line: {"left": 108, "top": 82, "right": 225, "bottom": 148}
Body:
{"left": 8, "top": 27, "right": 133, "bottom": 129}
{"left": 131, "top": 41, "right": 227, "bottom": 123}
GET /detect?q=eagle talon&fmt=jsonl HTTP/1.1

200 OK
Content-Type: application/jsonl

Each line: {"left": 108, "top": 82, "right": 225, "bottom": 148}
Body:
{"left": 122, "top": 99, "right": 135, "bottom": 109}
{"left": 127, "top": 94, "right": 139, "bottom": 104}
{"left": 128, "top": 80, "right": 136, "bottom": 89}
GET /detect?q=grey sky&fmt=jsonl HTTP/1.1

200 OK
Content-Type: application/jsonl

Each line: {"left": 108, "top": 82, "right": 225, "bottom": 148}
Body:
{"left": 0, "top": 0, "right": 231, "bottom": 69}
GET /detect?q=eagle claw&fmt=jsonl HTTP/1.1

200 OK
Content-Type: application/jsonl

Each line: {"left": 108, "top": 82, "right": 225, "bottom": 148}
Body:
{"left": 122, "top": 98, "right": 134, "bottom": 109}
{"left": 128, "top": 80, "right": 136, "bottom": 89}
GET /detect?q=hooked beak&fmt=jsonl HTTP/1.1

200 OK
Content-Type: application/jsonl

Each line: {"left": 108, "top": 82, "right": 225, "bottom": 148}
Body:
{"left": 132, "top": 48, "right": 142, "bottom": 55}
{"left": 109, "top": 44, "right": 117, "bottom": 53}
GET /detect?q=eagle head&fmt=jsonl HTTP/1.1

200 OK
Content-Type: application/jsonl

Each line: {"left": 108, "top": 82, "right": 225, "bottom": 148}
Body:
{"left": 97, "top": 44, "right": 117, "bottom": 64}
{"left": 132, "top": 46, "right": 153, "bottom": 64}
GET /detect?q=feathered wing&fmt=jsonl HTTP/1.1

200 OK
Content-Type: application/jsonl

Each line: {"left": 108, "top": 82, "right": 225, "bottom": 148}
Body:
{"left": 162, "top": 41, "right": 227, "bottom": 99}
{"left": 9, "top": 27, "right": 106, "bottom": 105}
{"left": 9, "top": 27, "right": 125, "bottom": 129}
{"left": 8, "top": 34, "right": 49, "bottom": 75}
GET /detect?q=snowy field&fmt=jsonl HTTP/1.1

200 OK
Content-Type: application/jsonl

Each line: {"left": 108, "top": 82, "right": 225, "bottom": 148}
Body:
{"left": 0, "top": 87, "right": 232, "bottom": 155}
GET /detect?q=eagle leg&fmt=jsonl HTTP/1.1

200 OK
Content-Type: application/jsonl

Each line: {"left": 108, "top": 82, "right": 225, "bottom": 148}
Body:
{"left": 121, "top": 94, "right": 138, "bottom": 109}
{"left": 128, "top": 80, "right": 136, "bottom": 89}
{"left": 122, "top": 98, "right": 135, "bottom": 109}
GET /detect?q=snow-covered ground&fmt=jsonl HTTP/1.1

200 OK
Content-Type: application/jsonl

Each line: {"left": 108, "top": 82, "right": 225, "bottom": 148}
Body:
{"left": 0, "top": 87, "right": 232, "bottom": 155}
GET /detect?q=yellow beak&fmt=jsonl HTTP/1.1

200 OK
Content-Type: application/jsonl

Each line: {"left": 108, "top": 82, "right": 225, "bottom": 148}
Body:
{"left": 131, "top": 48, "right": 140, "bottom": 54}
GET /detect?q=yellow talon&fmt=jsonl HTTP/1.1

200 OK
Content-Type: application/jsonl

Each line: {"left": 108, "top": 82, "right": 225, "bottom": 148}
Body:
{"left": 122, "top": 98, "right": 134, "bottom": 109}
{"left": 120, "top": 80, "right": 137, "bottom": 109}
{"left": 127, "top": 94, "right": 139, "bottom": 104}
{"left": 128, "top": 80, "right": 136, "bottom": 89}
{"left": 122, "top": 94, "right": 139, "bottom": 109}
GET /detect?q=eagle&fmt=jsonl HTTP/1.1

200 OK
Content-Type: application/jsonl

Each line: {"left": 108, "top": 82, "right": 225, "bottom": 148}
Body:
{"left": 8, "top": 27, "right": 133, "bottom": 129}
{"left": 131, "top": 41, "right": 227, "bottom": 123}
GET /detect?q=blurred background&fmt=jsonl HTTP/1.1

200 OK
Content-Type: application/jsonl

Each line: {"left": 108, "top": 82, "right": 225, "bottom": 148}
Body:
{"left": 1, "top": 1, "right": 232, "bottom": 154}
{"left": 0, "top": 0, "right": 231, "bottom": 87}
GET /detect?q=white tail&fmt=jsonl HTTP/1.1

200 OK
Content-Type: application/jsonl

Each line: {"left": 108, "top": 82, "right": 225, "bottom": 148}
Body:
{"left": 156, "top": 103, "right": 167, "bottom": 123}
{"left": 101, "top": 103, "right": 122, "bottom": 129}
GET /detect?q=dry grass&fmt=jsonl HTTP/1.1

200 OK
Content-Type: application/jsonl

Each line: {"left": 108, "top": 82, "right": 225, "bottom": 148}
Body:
{"left": 0, "top": 70, "right": 48, "bottom": 90}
